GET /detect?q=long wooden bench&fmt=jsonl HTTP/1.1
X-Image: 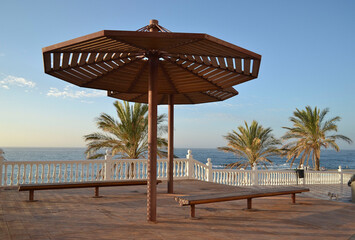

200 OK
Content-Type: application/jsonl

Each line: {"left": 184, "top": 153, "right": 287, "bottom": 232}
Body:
{"left": 18, "top": 180, "right": 162, "bottom": 201}
{"left": 175, "top": 186, "right": 309, "bottom": 218}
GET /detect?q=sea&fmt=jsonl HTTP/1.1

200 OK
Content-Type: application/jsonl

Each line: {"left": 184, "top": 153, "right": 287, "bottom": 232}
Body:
{"left": 2, "top": 147, "right": 355, "bottom": 170}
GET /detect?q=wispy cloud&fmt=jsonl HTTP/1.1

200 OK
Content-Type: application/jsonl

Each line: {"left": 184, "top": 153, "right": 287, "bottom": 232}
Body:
{"left": 47, "top": 85, "right": 106, "bottom": 99}
{"left": 0, "top": 75, "right": 36, "bottom": 90}
{"left": 80, "top": 100, "right": 95, "bottom": 104}
{"left": 0, "top": 53, "right": 4, "bottom": 57}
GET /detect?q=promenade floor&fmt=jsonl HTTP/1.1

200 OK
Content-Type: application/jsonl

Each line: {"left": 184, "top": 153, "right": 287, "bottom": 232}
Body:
{"left": 1, "top": 180, "right": 355, "bottom": 240}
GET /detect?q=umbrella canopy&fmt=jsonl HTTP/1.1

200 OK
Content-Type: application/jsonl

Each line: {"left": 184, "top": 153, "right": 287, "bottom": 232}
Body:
{"left": 42, "top": 22, "right": 261, "bottom": 95}
{"left": 107, "top": 87, "right": 238, "bottom": 104}
{"left": 42, "top": 20, "right": 261, "bottom": 222}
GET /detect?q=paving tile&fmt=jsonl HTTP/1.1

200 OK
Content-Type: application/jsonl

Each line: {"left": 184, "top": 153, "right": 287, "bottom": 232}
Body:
{"left": 1, "top": 181, "right": 355, "bottom": 239}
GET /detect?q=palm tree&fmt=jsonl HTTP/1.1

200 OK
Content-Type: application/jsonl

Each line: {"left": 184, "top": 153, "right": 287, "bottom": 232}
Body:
{"left": 84, "top": 101, "right": 168, "bottom": 159}
{"left": 218, "top": 120, "right": 281, "bottom": 169}
{"left": 282, "top": 106, "right": 352, "bottom": 170}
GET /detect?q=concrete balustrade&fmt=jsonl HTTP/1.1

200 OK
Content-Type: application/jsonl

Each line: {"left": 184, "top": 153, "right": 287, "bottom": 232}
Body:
{"left": 0, "top": 150, "right": 353, "bottom": 189}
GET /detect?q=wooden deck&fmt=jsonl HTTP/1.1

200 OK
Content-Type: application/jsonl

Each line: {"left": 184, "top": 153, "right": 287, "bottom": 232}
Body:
{"left": 1, "top": 180, "right": 355, "bottom": 239}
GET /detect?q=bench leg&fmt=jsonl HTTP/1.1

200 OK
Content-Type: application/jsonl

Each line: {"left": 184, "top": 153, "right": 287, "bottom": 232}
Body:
{"left": 247, "top": 198, "right": 252, "bottom": 209}
{"left": 292, "top": 193, "right": 296, "bottom": 204}
{"left": 93, "top": 186, "right": 101, "bottom": 198}
{"left": 190, "top": 204, "right": 195, "bottom": 218}
{"left": 29, "top": 190, "right": 34, "bottom": 202}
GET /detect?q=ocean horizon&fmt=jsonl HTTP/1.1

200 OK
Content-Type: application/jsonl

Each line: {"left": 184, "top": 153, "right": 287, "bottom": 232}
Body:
{"left": 1, "top": 147, "right": 355, "bottom": 170}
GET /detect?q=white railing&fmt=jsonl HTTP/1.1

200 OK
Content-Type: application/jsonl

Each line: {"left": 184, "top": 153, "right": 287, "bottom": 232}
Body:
{"left": 257, "top": 170, "right": 297, "bottom": 186}
{"left": 305, "top": 170, "right": 352, "bottom": 185}
{"left": 0, "top": 160, "right": 106, "bottom": 186}
{"left": 0, "top": 149, "right": 353, "bottom": 188}
{"left": 213, "top": 169, "right": 252, "bottom": 186}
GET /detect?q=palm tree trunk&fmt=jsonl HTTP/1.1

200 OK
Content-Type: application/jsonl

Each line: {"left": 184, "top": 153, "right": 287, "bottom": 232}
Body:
{"left": 126, "top": 162, "right": 136, "bottom": 179}
{"left": 130, "top": 162, "right": 135, "bottom": 178}
{"left": 314, "top": 151, "right": 320, "bottom": 171}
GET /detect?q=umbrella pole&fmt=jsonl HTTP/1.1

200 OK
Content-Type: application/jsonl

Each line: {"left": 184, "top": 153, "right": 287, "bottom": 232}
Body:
{"left": 147, "top": 54, "right": 158, "bottom": 222}
{"left": 168, "top": 94, "right": 174, "bottom": 194}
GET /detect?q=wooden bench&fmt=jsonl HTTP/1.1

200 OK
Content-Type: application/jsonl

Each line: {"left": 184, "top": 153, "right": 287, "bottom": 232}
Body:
{"left": 18, "top": 180, "right": 162, "bottom": 201}
{"left": 175, "top": 186, "right": 310, "bottom": 218}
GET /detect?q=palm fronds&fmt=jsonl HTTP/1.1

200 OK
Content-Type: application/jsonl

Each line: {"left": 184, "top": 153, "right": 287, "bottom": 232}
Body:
{"left": 282, "top": 106, "right": 352, "bottom": 170}
{"left": 218, "top": 120, "right": 281, "bottom": 169}
{"left": 84, "top": 101, "right": 168, "bottom": 159}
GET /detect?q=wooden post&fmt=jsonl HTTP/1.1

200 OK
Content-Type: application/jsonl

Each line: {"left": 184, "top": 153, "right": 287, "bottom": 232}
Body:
{"left": 292, "top": 193, "right": 296, "bottom": 204}
{"left": 147, "top": 53, "right": 158, "bottom": 222}
{"left": 168, "top": 94, "right": 174, "bottom": 194}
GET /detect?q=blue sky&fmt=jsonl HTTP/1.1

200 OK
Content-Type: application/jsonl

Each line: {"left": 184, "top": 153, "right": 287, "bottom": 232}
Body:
{"left": 0, "top": 0, "right": 354, "bottom": 149}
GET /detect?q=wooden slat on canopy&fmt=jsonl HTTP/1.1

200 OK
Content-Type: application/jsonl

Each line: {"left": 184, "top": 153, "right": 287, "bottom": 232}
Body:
{"left": 43, "top": 30, "right": 261, "bottom": 95}
{"left": 107, "top": 87, "right": 238, "bottom": 105}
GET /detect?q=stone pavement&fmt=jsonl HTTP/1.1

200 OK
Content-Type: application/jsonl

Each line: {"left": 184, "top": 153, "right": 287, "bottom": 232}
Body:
{"left": 302, "top": 184, "right": 352, "bottom": 202}
{"left": 1, "top": 180, "right": 355, "bottom": 240}
{"left": 249, "top": 183, "right": 352, "bottom": 202}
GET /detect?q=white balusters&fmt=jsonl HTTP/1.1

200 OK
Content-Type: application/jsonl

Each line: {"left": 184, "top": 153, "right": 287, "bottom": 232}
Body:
{"left": 74, "top": 164, "right": 78, "bottom": 182}
{"left": 52, "top": 164, "right": 57, "bottom": 183}
{"left": 119, "top": 162, "right": 124, "bottom": 179}
{"left": 136, "top": 161, "right": 140, "bottom": 179}
{"left": 34, "top": 164, "right": 38, "bottom": 184}
{"left": 69, "top": 164, "right": 73, "bottom": 182}
{"left": 85, "top": 163, "right": 89, "bottom": 181}
{"left": 59, "top": 164, "right": 63, "bottom": 183}
{"left": 10, "top": 164, "right": 15, "bottom": 185}
{"left": 1, "top": 149, "right": 351, "bottom": 188}
{"left": 119, "top": 162, "right": 123, "bottom": 179}
{"left": 140, "top": 161, "right": 144, "bottom": 179}
{"left": 22, "top": 164, "right": 26, "bottom": 184}
{"left": 63, "top": 164, "right": 67, "bottom": 182}
{"left": 29, "top": 164, "right": 33, "bottom": 184}
{"left": 40, "top": 164, "right": 44, "bottom": 183}
{"left": 17, "top": 164, "right": 21, "bottom": 185}
{"left": 89, "top": 163, "right": 93, "bottom": 181}
{"left": 2, "top": 165, "right": 6, "bottom": 186}
{"left": 47, "top": 164, "right": 51, "bottom": 183}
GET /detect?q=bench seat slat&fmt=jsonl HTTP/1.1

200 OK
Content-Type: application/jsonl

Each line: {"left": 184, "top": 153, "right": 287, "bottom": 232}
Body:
{"left": 175, "top": 187, "right": 309, "bottom": 206}
{"left": 19, "top": 180, "right": 162, "bottom": 191}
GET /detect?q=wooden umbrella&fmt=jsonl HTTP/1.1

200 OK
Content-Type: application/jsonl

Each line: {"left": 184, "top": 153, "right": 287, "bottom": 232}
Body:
{"left": 42, "top": 20, "right": 261, "bottom": 222}
{"left": 107, "top": 87, "right": 239, "bottom": 194}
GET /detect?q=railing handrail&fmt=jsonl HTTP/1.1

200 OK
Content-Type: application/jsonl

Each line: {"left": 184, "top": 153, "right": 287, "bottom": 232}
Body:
{"left": 1, "top": 159, "right": 347, "bottom": 173}
{"left": 2, "top": 159, "right": 104, "bottom": 165}
{"left": 1, "top": 157, "right": 186, "bottom": 164}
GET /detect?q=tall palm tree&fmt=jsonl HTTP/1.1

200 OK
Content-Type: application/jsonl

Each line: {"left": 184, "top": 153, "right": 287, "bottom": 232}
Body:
{"left": 84, "top": 101, "right": 168, "bottom": 159}
{"left": 282, "top": 106, "right": 352, "bottom": 170}
{"left": 218, "top": 120, "right": 281, "bottom": 169}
